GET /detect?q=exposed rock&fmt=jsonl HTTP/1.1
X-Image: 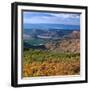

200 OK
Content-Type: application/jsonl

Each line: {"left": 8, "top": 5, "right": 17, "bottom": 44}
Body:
{"left": 64, "top": 31, "right": 80, "bottom": 39}
{"left": 45, "top": 39, "right": 80, "bottom": 53}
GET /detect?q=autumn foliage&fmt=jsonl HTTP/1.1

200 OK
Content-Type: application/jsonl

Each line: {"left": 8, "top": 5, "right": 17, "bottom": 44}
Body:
{"left": 23, "top": 49, "right": 80, "bottom": 77}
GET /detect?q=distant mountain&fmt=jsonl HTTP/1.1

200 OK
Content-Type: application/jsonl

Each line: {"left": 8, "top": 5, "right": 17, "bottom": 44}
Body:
{"left": 69, "top": 31, "right": 80, "bottom": 39}
{"left": 24, "top": 24, "right": 80, "bottom": 30}
{"left": 23, "top": 29, "right": 80, "bottom": 53}
{"left": 44, "top": 30, "right": 80, "bottom": 53}
{"left": 45, "top": 39, "right": 80, "bottom": 53}
{"left": 23, "top": 29, "right": 80, "bottom": 41}
{"left": 64, "top": 31, "right": 80, "bottom": 39}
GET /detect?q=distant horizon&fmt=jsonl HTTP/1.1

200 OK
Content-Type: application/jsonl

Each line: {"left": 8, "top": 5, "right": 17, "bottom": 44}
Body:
{"left": 24, "top": 23, "right": 80, "bottom": 25}
{"left": 23, "top": 11, "right": 80, "bottom": 30}
{"left": 23, "top": 23, "right": 80, "bottom": 30}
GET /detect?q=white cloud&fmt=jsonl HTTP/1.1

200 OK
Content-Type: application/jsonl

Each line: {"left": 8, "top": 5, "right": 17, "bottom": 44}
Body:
{"left": 49, "top": 13, "right": 80, "bottom": 19}
{"left": 23, "top": 13, "right": 80, "bottom": 25}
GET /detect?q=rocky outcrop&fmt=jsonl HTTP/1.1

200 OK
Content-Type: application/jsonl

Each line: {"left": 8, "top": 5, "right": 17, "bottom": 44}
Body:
{"left": 64, "top": 31, "right": 80, "bottom": 39}
{"left": 45, "top": 39, "right": 80, "bottom": 53}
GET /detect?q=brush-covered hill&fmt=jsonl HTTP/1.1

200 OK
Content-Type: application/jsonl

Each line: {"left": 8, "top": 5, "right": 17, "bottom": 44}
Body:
{"left": 45, "top": 31, "right": 80, "bottom": 53}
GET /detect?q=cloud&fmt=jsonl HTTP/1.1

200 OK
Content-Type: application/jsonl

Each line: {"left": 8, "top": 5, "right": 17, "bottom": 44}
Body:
{"left": 23, "top": 12, "right": 80, "bottom": 25}
{"left": 49, "top": 13, "right": 80, "bottom": 19}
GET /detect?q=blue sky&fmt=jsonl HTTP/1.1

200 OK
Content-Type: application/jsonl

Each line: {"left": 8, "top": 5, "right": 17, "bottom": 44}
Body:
{"left": 23, "top": 11, "right": 80, "bottom": 25}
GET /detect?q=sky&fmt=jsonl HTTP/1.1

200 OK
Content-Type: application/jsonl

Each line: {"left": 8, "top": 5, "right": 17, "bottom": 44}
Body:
{"left": 23, "top": 11, "right": 80, "bottom": 25}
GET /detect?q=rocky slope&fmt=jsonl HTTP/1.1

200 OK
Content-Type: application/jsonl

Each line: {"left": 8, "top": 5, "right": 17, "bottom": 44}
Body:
{"left": 45, "top": 31, "right": 80, "bottom": 53}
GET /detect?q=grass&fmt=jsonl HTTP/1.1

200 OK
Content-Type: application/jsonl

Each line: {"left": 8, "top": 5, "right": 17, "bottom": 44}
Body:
{"left": 23, "top": 49, "right": 80, "bottom": 77}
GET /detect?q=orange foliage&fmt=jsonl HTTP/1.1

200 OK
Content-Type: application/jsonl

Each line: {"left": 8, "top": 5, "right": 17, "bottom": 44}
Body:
{"left": 23, "top": 60, "right": 80, "bottom": 77}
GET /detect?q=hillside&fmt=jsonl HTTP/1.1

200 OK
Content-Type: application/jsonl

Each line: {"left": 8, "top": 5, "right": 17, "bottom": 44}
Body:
{"left": 45, "top": 39, "right": 80, "bottom": 53}
{"left": 45, "top": 31, "right": 80, "bottom": 53}
{"left": 23, "top": 30, "right": 80, "bottom": 77}
{"left": 23, "top": 30, "right": 80, "bottom": 53}
{"left": 64, "top": 31, "right": 80, "bottom": 39}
